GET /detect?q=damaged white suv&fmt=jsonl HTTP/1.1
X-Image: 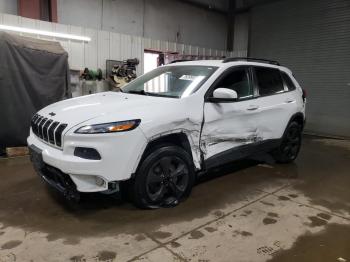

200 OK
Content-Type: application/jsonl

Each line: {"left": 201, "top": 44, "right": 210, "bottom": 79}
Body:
{"left": 28, "top": 58, "right": 306, "bottom": 208}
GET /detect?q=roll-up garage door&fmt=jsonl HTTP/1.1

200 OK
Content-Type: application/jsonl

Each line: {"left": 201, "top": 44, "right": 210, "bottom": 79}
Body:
{"left": 249, "top": 0, "right": 350, "bottom": 137}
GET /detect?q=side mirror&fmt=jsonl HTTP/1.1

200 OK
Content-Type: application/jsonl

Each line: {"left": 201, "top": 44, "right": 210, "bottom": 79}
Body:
{"left": 207, "top": 88, "right": 238, "bottom": 103}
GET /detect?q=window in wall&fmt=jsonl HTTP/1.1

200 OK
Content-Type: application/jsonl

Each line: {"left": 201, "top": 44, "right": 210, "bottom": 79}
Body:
{"left": 18, "top": 0, "right": 57, "bottom": 22}
{"left": 281, "top": 72, "right": 296, "bottom": 91}
{"left": 214, "top": 68, "right": 253, "bottom": 100}
{"left": 255, "top": 67, "right": 284, "bottom": 96}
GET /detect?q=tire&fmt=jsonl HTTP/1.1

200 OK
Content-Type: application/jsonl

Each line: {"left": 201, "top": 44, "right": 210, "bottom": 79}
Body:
{"left": 272, "top": 121, "right": 302, "bottom": 163}
{"left": 129, "top": 145, "right": 195, "bottom": 209}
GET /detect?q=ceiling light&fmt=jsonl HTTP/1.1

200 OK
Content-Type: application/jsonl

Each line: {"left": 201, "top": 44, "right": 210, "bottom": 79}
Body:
{"left": 0, "top": 24, "right": 91, "bottom": 42}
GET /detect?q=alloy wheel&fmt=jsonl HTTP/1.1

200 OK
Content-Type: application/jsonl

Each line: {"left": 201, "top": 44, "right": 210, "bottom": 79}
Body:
{"left": 282, "top": 125, "right": 301, "bottom": 160}
{"left": 146, "top": 156, "right": 189, "bottom": 205}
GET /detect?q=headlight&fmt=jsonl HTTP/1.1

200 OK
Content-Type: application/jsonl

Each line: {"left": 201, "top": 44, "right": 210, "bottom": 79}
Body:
{"left": 75, "top": 119, "right": 141, "bottom": 134}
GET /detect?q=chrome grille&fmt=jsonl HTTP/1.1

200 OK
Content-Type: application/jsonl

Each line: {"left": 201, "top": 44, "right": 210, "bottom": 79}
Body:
{"left": 31, "top": 114, "right": 68, "bottom": 148}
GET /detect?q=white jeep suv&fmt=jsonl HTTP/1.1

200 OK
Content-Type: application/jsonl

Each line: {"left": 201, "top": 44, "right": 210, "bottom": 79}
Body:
{"left": 28, "top": 58, "right": 306, "bottom": 208}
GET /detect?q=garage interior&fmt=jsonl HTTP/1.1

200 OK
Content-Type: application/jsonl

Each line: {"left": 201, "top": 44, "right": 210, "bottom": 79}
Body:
{"left": 0, "top": 0, "right": 349, "bottom": 261}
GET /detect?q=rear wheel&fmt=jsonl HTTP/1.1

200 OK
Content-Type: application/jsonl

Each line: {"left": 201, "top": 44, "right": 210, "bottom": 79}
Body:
{"left": 272, "top": 121, "right": 302, "bottom": 163}
{"left": 130, "top": 145, "right": 195, "bottom": 209}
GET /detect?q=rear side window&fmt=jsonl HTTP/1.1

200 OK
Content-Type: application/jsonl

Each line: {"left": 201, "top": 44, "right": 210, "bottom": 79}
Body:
{"left": 281, "top": 72, "right": 296, "bottom": 91}
{"left": 255, "top": 67, "right": 284, "bottom": 96}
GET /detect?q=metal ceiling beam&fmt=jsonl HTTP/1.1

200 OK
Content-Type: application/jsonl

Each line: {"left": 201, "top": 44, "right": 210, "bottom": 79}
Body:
{"left": 173, "top": 0, "right": 284, "bottom": 15}
{"left": 235, "top": 0, "right": 284, "bottom": 13}
{"left": 174, "top": 0, "right": 227, "bottom": 15}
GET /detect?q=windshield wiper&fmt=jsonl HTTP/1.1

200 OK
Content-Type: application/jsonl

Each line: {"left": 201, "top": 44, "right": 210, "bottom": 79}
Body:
{"left": 126, "top": 90, "right": 179, "bottom": 98}
{"left": 127, "top": 90, "right": 149, "bottom": 96}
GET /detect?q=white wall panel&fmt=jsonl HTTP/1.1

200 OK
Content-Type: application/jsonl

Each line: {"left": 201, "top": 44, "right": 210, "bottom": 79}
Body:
{"left": 0, "top": 13, "right": 232, "bottom": 75}
{"left": 38, "top": 21, "right": 54, "bottom": 42}
{"left": 69, "top": 26, "right": 84, "bottom": 70}
{"left": 0, "top": 0, "right": 17, "bottom": 15}
{"left": 83, "top": 28, "right": 98, "bottom": 70}
{"left": 97, "top": 31, "right": 110, "bottom": 70}
{"left": 176, "top": 43, "right": 184, "bottom": 55}
{"left": 3, "top": 13, "right": 19, "bottom": 26}
{"left": 109, "top": 32, "right": 121, "bottom": 61}
{"left": 167, "top": 42, "right": 176, "bottom": 53}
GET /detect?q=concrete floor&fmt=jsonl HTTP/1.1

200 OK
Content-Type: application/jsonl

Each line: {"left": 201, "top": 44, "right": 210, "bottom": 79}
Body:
{"left": 0, "top": 136, "right": 349, "bottom": 262}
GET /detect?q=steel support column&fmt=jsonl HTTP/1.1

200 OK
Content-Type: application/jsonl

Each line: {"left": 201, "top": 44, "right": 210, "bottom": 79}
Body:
{"left": 226, "top": 0, "right": 236, "bottom": 51}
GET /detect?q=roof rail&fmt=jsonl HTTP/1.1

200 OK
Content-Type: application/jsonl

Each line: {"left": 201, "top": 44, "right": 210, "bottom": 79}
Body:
{"left": 169, "top": 59, "right": 193, "bottom": 64}
{"left": 222, "top": 57, "right": 280, "bottom": 65}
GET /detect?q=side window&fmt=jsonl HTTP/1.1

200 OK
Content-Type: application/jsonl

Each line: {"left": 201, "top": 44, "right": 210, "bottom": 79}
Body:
{"left": 281, "top": 72, "right": 296, "bottom": 91}
{"left": 255, "top": 67, "right": 284, "bottom": 96}
{"left": 214, "top": 68, "right": 253, "bottom": 100}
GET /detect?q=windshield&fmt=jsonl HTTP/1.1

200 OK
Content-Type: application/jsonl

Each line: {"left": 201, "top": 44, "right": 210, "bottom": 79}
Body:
{"left": 121, "top": 65, "right": 217, "bottom": 98}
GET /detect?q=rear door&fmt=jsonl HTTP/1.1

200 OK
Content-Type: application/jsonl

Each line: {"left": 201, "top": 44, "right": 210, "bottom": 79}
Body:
{"left": 201, "top": 66, "right": 261, "bottom": 167}
{"left": 252, "top": 66, "right": 299, "bottom": 140}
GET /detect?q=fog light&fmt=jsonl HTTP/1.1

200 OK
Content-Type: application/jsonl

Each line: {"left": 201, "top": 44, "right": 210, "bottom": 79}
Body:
{"left": 95, "top": 177, "right": 106, "bottom": 187}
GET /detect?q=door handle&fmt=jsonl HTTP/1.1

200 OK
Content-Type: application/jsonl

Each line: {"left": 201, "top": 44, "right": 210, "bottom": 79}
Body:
{"left": 285, "top": 98, "right": 295, "bottom": 103}
{"left": 247, "top": 105, "right": 259, "bottom": 111}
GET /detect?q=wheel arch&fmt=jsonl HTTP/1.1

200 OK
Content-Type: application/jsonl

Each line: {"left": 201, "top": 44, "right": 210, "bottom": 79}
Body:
{"left": 289, "top": 112, "right": 305, "bottom": 129}
{"left": 131, "top": 132, "right": 199, "bottom": 178}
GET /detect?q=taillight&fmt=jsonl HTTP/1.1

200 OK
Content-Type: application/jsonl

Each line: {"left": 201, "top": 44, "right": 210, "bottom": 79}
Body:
{"left": 302, "top": 88, "right": 306, "bottom": 102}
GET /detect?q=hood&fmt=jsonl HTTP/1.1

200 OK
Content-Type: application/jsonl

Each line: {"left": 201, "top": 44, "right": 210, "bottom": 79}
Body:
{"left": 38, "top": 92, "right": 178, "bottom": 129}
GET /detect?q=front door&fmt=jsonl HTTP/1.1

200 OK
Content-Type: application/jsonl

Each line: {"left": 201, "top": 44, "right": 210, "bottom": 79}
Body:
{"left": 200, "top": 67, "right": 261, "bottom": 167}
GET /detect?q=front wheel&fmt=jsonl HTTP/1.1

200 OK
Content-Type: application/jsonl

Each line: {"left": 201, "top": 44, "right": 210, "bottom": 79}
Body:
{"left": 130, "top": 145, "right": 195, "bottom": 209}
{"left": 272, "top": 121, "right": 302, "bottom": 163}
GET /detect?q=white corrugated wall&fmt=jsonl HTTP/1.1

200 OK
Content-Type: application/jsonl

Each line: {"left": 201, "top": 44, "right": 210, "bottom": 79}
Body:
{"left": 0, "top": 13, "right": 238, "bottom": 76}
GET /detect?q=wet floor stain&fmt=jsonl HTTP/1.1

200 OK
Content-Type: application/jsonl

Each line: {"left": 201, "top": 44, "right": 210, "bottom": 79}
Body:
{"left": 263, "top": 218, "right": 277, "bottom": 225}
{"left": 267, "top": 212, "right": 279, "bottom": 218}
{"left": 204, "top": 226, "right": 217, "bottom": 233}
{"left": 260, "top": 201, "right": 275, "bottom": 206}
{"left": 288, "top": 194, "right": 298, "bottom": 198}
{"left": 233, "top": 230, "right": 253, "bottom": 237}
{"left": 189, "top": 230, "right": 204, "bottom": 239}
{"left": 317, "top": 213, "right": 332, "bottom": 220}
{"left": 241, "top": 210, "right": 253, "bottom": 216}
{"left": 135, "top": 234, "right": 146, "bottom": 241}
{"left": 1, "top": 240, "right": 22, "bottom": 250}
{"left": 262, "top": 212, "right": 280, "bottom": 225}
{"left": 213, "top": 210, "right": 224, "bottom": 217}
{"left": 241, "top": 231, "right": 253, "bottom": 237}
{"left": 70, "top": 255, "right": 85, "bottom": 262}
{"left": 278, "top": 196, "right": 290, "bottom": 201}
{"left": 308, "top": 216, "right": 328, "bottom": 227}
{"left": 267, "top": 224, "right": 350, "bottom": 262}
{"left": 0, "top": 231, "right": 4, "bottom": 236}
{"left": 96, "top": 251, "right": 116, "bottom": 261}
{"left": 292, "top": 138, "right": 350, "bottom": 214}
{"left": 63, "top": 237, "right": 80, "bottom": 245}
{"left": 150, "top": 231, "right": 172, "bottom": 239}
{"left": 170, "top": 241, "right": 181, "bottom": 248}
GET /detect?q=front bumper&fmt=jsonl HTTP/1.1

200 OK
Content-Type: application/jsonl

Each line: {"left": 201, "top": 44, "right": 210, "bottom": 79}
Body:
{"left": 27, "top": 127, "right": 147, "bottom": 193}
{"left": 29, "top": 144, "right": 79, "bottom": 200}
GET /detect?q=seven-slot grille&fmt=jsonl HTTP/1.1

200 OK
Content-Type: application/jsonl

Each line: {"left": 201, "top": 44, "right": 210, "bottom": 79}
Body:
{"left": 31, "top": 114, "right": 67, "bottom": 148}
